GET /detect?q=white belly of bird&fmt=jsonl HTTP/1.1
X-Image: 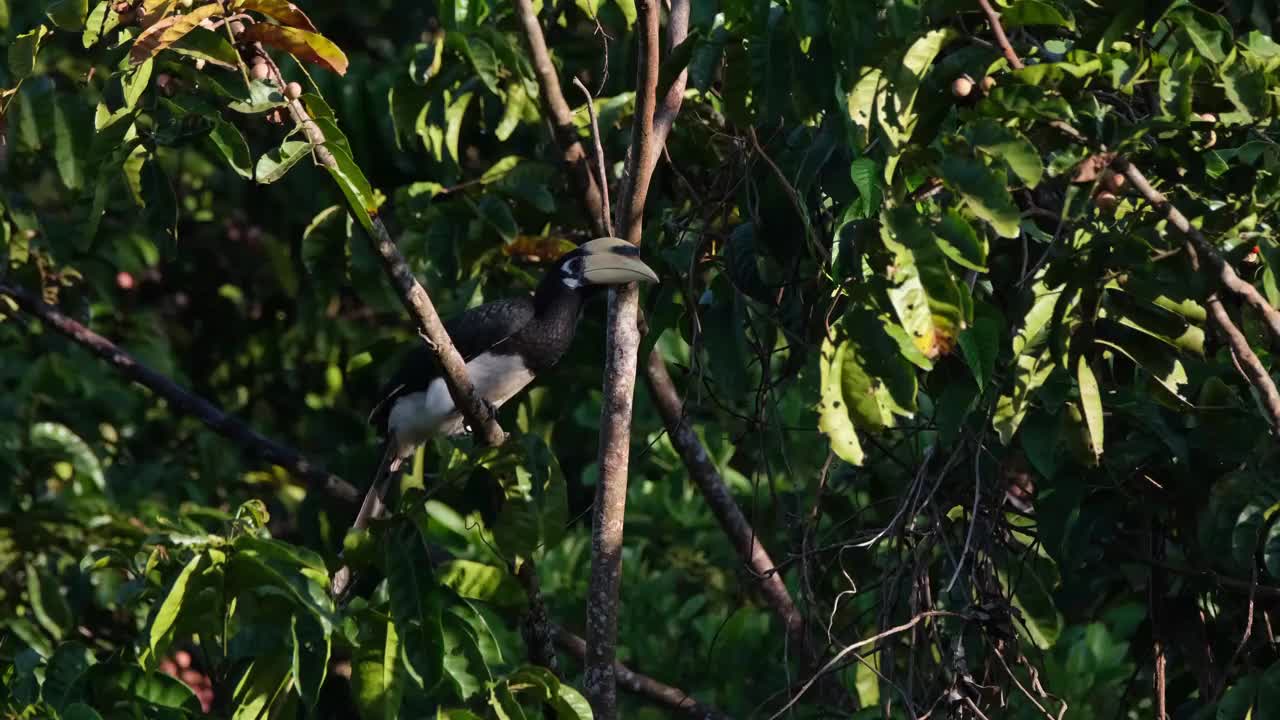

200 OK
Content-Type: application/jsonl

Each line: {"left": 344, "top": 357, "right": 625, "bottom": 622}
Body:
{"left": 386, "top": 352, "right": 535, "bottom": 454}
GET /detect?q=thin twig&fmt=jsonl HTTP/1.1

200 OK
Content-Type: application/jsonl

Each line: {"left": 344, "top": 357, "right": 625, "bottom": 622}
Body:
{"left": 512, "top": 0, "right": 608, "bottom": 237}
{"left": 767, "top": 611, "right": 968, "bottom": 720}
{"left": 0, "top": 283, "right": 360, "bottom": 504}
{"left": 572, "top": 76, "right": 613, "bottom": 236}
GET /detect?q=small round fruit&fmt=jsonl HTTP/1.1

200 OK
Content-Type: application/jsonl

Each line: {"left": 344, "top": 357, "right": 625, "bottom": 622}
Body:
{"left": 1102, "top": 170, "right": 1126, "bottom": 193}
{"left": 981, "top": 75, "right": 997, "bottom": 93}
{"left": 951, "top": 76, "right": 973, "bottom": 98}
{"left": 249, "top": 53, "right": 267, "bottom": 66}
{"left": 194, "top": 58, "right": 206, "bottom": 71}
{"left": 1094, "top": 190, "right": 1118, "bottom": 213}
{"left": 155, "top": 73, "right": 175, "bottom": 97}
{"left": 229, "top": 20, "right": 246, "bottom": 36}
{"left": 112, "top": 1, "right": 131, "bottom": 12}
{"left": 251, "top": 62, "right": 271, "bottom": 81}
{"left": 284, "top": 82, "right": 303, "bottom": 100}
{"left": 115, "top": 271, "right": 135, "bottom": 290}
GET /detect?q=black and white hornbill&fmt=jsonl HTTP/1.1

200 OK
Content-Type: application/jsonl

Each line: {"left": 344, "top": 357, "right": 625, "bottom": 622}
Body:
{"left": 352, "top": 236, "right": 659, "bottom": 529}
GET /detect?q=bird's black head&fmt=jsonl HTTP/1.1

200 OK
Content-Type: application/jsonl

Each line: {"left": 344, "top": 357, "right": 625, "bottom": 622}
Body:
{"left": 552, "top": 237, "right": 660, "bottom": 292}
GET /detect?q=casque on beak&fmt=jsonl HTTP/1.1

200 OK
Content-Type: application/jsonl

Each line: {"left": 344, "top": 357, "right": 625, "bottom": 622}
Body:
{"left": 577, "top": 237, "right": 660, "bottom": 285}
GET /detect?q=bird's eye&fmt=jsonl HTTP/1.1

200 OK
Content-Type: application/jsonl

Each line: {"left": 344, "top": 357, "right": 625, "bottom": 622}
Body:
{"left": 562, "top": 257, "right": 584, "bottom": 277}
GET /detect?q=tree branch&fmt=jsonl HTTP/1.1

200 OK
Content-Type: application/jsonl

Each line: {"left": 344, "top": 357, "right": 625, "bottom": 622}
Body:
{"left": 977, "top": 0, "right": 1025, "bottom": 70}
{"left": 553, "top": 626, "right": 733, "bottom": 720}
{"left": 515, "top": 558, "right": 560, "bottom": 675}
{"left": 262, "top": 53, "right": 504, "bottom": 449}
{"left": 512, "top": 0, "right": 608, "bottom": 238}
{"left": 582, "top": 3, "right": 667, "bottom": 717}
{"left": 0, "top": 283, "right": 360, "bottom": 504}
{"left": 1112, "top": 158, "right": 1280, "bottom": 429}
{"left": 644, "top": 352, "right": 806, "bottom": 650}
{"left": 572, "top": 76, "right": 613, "bottom": 236}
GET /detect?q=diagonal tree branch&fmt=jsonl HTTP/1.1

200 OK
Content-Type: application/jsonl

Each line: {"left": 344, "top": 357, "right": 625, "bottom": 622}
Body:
{"left": 0, "top": 283, "right": 360, "bottom": 504}
{"left": 261, "top": 51, "right": 504, "bottom": 450}
{"left": 644, "top": 353, "right": 806, "bottom": 649}
{"left": 512, "top": 0, "right": 609, "bottom": 238}
{"left": 977, "top": 0, "right": 1025, "bottom": 70}
{"left": 1112, "top": 159, "right": 1280, "bottom": 429}
{"left": 553, "top": 625, "right": 733, "bottom": 720}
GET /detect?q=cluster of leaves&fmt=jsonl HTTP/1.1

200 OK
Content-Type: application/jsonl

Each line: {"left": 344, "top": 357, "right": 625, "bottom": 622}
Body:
{"left": 6, "top": 0, "right": 1280, "bottom": 718}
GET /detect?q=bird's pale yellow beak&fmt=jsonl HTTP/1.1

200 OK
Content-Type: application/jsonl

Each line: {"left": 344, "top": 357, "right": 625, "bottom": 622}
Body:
{"left": 578, "top": 237, "right": 660, "bottom": 285}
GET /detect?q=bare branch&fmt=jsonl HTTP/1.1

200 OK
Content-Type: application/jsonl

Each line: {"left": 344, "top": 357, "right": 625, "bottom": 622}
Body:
{"left": 644, "top": 352, "right": 806, "bottom": 650}
{"left": 977, "top": 0, "right": 1025, "bottom": 69}
{"left": 553, "top": 626, "right": 733, "bottom": 720}
{"left": 515, "top": 558, "right": 560, "bottom": 675}
{"left": 583, "top": 3, "right": 666, "bottom": 716}
{"left": 0, "top": 283, "right": 360, "bottom": 504}
{"left": 572, "top": 76, "right": 613, "bottom": 236}
{"left": 1113, "top": 158, "right": 1280, "bottom": 429}
{"left": 512, "top": 0, "right": 608, "bottom": 237}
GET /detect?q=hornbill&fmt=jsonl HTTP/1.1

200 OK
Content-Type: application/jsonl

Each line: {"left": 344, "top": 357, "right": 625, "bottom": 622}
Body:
{"left": 351, "top": 236, "right": 659, "bottom": 533}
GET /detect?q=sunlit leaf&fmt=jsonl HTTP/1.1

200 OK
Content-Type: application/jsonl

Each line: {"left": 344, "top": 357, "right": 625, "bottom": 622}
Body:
{"left": 238, "top": 23, "right": 349, "bottom": 75}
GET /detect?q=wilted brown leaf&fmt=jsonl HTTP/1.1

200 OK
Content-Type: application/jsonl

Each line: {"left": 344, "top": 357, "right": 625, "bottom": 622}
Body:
{"left": 1072, "top": 152, "right": 1117, "bottom": 183}
{"left": 232, "top": 0, "right": 317, "bottom": 31}
{"left": 130, "top": 4, "right": 221, "bottom": 65}
{"left": 237, "top": 24, "right": 348, "bottom": 76}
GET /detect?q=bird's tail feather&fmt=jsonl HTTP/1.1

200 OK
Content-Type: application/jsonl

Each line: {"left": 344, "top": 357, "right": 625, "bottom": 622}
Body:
{"left": 353, "top": 438, "right": 398, "bottom": 532}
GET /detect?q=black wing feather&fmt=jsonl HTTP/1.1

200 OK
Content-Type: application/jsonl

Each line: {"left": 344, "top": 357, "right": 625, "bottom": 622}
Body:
{"left": 368, "top": 297, "right": 536, "bottom": 434}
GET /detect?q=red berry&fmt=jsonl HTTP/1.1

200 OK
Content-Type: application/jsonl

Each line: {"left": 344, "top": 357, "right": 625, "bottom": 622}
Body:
{"left": 116, "top": 271, "right": 135, "bottom": 290}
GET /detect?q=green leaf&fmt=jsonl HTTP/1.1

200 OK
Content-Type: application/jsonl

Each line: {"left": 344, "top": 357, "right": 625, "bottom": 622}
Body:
{"left": 849, "top": 157, "right": 882, "bottom": 218}
{"left": 1167, "top": 6, "right": 1229, "bottom": 63}
{"left": 490, "top": 435, "right": 570, "bottom": 557}
{"left": 934, "top": 209, "right": 987, "bottom": 272}
{"left": 229, "top": 654, "right": 292, "bottom": 720}
{"left": 255, "top": 140, "right": 311, "bottom": 184}
{"left": 122, "top": 59, "right": 154, "bottom": 112}
{"left": 993, "top": 349, "right": 1054, "bottom": 444}
{"left": 966, "top": 118, "right": 1044, "bottom": 189}
{"left": 385, "top": 523, "right": 445, "bottom": 693}
{"left": 291, "top": 613, "right": 330, "bottom": 710}
{"left": 43, "top": 643, "right": 94, "bottom": 712}
{"left": 227, "top": 79, "right": 288, "bottom": 114}
{"left": 959, "top": 314, "right": 1000, "bottom": 391}
{"left": 439, "top": 560, "right": 527, "bottom": 609}
{"left": 1001, "top": 0, "right": 1075, "bottom": 30}
{"left": 87, "top": 664, "right": 201, "bottom": 711}
{"left": 941, "top": 156, "right": 1021, "bottom": 238}
{"left": 351, "top": 616, "right": 402, "bottom": 720}
{"left": 818, "top": 333, "right": 865, "bottom": 465}
{"left": 146, "top": 552, "right": 203, "bottom": 662}
{"left": 30, "top": 422, "right": 104, "bottom": 493}
{"left": 46, "top": 0, "right": 88, "bottom": 28}
{"left": 208, "top": 117, "right": 253, "bottom": 178}
{"left": 61, "top": 704, "right": 105, "bottom": 720}
{"left": 1076, "top": 356, "right": 1104, "bottom": 460}
{"left": 552, "top": 683, "right": 593, "bottom": 720}
{"left": 169, "top": 27, "right": 240, "bottom": 69}
{"left": 445, "top": 91, "right": 474, "bottom": 164}
{"left": 880, "top": 208, "right": 967, "bottom": 359}
{"left": 27, "top": 563, "right": 72, "bottom": 639}
{"left": 324, "top": 142, "right": 379, "bottom": 231}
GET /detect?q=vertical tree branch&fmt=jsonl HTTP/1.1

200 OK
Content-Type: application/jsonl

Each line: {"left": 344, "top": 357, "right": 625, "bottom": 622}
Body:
{"left": 512, "top": 0, "right": 608, "bottom": 237}
{"left": 583, "top": 2, "right": 664, "bottom": 716}
{"left": 516, "top": 559, "right": 560, "bottom": 675}
{"left": 0, "top": 283, "right": 360, "bottom": 504}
